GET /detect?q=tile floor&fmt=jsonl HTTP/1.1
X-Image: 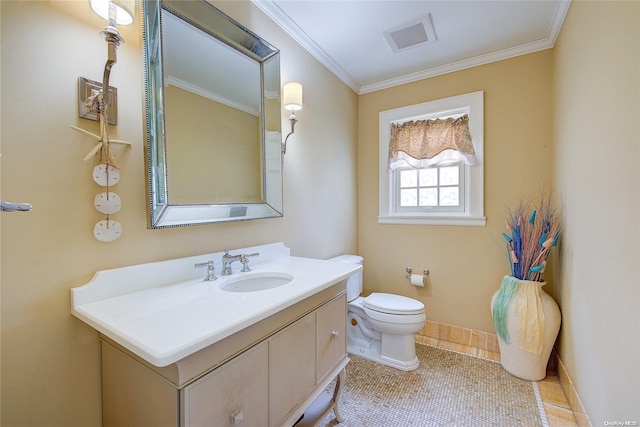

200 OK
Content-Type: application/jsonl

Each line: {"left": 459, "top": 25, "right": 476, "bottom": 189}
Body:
{"left": 322, "top": 344, "right": 548, "bottom": 427}
{"left": 420, "top": 340, "right": 581, "bottom": 426}
{"left": 416, "top": 320, "right": 583, "bottom": 426}
{"left": 422, "top": 342, "right": 581, "bottom": 426}
{"left": 421, "top": 339, "right": 579, "bottom": 427}
{"left": 538, "top": 371, "right": 579, "bottom": 426}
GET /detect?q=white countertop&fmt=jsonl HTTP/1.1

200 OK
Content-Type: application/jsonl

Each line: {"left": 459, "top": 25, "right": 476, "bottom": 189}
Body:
{"left": 71, "top": 243, "right": 360, "bottom": 367}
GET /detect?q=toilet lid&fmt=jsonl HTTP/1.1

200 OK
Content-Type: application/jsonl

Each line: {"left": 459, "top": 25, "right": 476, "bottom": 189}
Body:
{"left": 363, "top": 293, "right": 424, "bottom": 315}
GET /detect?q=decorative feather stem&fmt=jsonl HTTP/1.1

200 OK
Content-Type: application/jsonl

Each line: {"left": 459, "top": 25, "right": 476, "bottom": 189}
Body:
{"left": 503, "top": 190, "right": 561, "bottom": 282}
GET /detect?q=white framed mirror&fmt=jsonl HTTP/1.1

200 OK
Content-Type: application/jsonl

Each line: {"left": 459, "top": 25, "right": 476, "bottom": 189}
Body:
{"left": 143, "top": 0, "right": 283, "bottom": 228}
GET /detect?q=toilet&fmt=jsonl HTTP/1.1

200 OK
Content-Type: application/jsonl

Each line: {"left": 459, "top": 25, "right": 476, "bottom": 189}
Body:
{"left": 329, "top": 255, "right": 426, "bottom": 371}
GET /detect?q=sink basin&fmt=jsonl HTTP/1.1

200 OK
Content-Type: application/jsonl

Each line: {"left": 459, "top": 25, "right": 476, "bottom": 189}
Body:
{"left": 220, "top": 272, "right": 294, "bottom": 292}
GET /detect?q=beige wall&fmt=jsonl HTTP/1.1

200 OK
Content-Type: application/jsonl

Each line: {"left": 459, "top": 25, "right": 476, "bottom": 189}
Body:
{"left": 358, "top": 50, "right": 555, "bottom": 333}
{"left": 553, "top": 1, "right": 640, "bottom": 423}
{"left": 0, "top": 1, "right": 357, "bottom": 426}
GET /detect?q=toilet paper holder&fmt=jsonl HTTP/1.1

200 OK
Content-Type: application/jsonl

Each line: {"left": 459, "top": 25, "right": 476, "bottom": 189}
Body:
{"left": 406, "top": 267, "right": 429, "bottom": 277}
{"left": 405, "top": 267, "right": 429, "bottom": 285}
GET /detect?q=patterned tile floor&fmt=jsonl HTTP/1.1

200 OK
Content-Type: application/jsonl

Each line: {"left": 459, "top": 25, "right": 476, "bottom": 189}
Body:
{"left": 319, "top": 344, "right": 579, "bottom": 427}
{"left": 538, "top": 373, "right": 579, "bottom": 427}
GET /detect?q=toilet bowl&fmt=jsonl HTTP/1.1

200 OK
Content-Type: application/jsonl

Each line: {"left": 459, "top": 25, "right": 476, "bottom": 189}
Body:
{"left": 329, "top": 255, "right": 426, "bottom": 371}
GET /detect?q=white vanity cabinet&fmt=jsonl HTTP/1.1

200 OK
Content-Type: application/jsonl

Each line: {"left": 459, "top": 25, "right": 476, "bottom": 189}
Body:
{"left": 100, "top": 283, "right": 348, "bottom": 427}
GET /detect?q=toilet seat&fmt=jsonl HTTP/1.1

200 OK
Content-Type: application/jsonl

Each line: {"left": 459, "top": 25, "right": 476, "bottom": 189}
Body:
{"left": 363, "top": 307, "right": 426, "bottom": 326}
{"left": 363, "top": 293, "right": 424, "bottom": 315}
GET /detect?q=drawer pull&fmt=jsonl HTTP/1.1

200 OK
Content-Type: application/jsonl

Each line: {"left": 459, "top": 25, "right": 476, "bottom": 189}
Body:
{"left": 331, "top": 330, "right": 339, "bottom": 338}
{"left": 230, "top": 409, "right": 244, "bottom": 425}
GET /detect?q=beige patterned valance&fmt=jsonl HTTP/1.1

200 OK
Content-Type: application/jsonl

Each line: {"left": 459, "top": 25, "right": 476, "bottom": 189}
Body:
{"left": 388, "top": 114, "right": 478, "bottom": 170}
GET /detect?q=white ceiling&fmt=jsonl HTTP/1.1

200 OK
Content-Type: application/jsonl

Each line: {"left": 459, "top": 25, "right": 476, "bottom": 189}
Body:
{"left": 253, "top": 0, "right": 571, "bottom": 94}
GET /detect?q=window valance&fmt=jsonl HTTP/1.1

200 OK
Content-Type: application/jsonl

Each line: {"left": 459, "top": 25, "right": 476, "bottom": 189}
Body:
{"left": 388, "top": 114, "right": 478, "bottom": 171}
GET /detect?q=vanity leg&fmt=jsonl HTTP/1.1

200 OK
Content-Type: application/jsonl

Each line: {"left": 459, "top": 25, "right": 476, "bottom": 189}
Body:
{"left": 332, "top": 368, "right": 346, "bottom": 423}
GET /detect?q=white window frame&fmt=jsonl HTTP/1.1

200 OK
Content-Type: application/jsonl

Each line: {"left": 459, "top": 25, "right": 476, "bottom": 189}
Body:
{"left": 379, "top": 91, "right": 486, "bottom": 226}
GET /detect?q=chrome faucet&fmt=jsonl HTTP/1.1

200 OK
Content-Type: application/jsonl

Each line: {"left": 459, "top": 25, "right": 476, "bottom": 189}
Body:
{"left": 240, "top": 253, "right": 259, "bottom": 272}
{"left": 194, "top": 260, "right": 217, "bottom": 281}
{"left": 222, "top": 250, "right": 259, "bottom": 276}
{"left": 221, "top": 251, "right": 242, "bottom": 276}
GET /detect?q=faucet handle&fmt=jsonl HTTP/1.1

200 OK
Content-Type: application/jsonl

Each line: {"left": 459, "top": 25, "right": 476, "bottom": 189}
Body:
{"left": 195, "top": 260, "right": 217, "bottom": 281}
{"left": 240, "top": 252, "right": 259, "bottom": 272}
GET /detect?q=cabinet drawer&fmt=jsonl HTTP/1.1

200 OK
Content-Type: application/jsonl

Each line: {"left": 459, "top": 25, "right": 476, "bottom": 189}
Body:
{"left": 316, "top": 293, "right": 347, "bottom": 382}
{"left": 182, "top": 342, "right": 268, "bottom": 427}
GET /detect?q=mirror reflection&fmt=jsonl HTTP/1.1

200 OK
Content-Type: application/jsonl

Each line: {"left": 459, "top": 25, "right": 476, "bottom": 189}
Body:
{"left": 143, "top": 0, "right": 283, "bottom": 228}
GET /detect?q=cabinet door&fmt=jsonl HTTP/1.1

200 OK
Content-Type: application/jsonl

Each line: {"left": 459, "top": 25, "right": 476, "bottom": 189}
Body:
{"left": 102, "top": 341, "right": 179, "bottom": 427}
{"left": 316, "top": 294, "right": 347, "bottom": 382}
{"left": 269, "top": 313, "right": 316, "bottom": 427}
{"left": 182, "top": 342, "right": 268, "bottom": 427}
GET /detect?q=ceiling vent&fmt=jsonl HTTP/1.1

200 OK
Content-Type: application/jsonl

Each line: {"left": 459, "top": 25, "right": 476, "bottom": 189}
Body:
{"left": 383, "top": 13, "right": 437, "bottom": 53}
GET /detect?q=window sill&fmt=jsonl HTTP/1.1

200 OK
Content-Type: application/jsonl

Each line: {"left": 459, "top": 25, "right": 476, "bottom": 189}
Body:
{"left": 378, "top": 215, "right": 486, "bottom": 226}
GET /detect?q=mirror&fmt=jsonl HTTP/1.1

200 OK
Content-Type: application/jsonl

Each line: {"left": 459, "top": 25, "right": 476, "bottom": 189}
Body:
{"left": 143, "top": 0, "right": 283, "bottom": 228}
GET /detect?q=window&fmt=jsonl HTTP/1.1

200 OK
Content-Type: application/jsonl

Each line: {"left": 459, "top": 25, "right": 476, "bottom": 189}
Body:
{"left": 379, "top": 91, "right": 485, "bottom": 226}
{"left": 396, "top": 164, "right": 464, "bottom": 212}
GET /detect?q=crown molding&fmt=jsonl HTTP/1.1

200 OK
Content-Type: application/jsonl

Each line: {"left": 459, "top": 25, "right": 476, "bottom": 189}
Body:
{"left": 360, "top": 38, "right": 553, "bottom": 94}
{"left": 251, "top": 0, "right": 361, "bottom": 93}
{"left": 253, "top": 0, "right": 571, "bottom": 95}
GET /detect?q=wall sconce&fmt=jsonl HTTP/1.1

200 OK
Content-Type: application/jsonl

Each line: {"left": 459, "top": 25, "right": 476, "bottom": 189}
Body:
{"left": 78, "top": 0, "right": 135, "bottom": 124}
{"left": 282, "top": 81, "right": 303, "bottom": 154}
{"left": 72, "top": 0, "right": 134, "bottom": 243}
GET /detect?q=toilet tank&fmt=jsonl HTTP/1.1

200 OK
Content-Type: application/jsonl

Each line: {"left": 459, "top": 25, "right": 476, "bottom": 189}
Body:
{"left": 328, "top": 254, "right": 363, "bottom": 302}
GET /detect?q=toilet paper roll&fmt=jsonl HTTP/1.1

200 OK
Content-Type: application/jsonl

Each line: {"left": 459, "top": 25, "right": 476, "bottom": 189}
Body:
{"left": 410, "top": 274, "right": 424, "bottom": 287}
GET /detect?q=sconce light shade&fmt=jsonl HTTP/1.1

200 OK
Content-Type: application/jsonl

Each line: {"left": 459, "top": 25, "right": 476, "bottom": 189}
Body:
{"left": 283, "top": 81, "right": 303, "bottom": 112}
{"left": 89, "top": 0, "right": 135, "bottom": 25}
{"left": 282, "top": 81, "right": 303, "bottom": 155}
